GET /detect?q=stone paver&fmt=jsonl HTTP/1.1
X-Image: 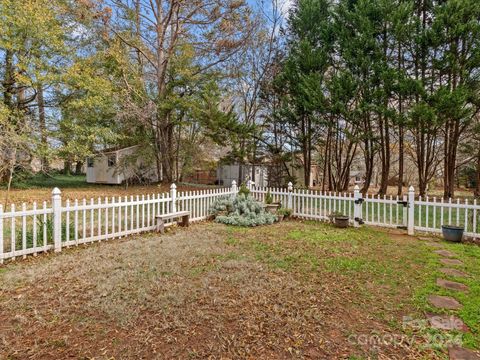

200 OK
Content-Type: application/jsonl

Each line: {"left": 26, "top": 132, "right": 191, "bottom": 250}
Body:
{"left": 437, "top": 278, "right": 469, "bottom": 292}
{"left": 426, "top": 242, "right": 444, "bottom": 248}
{"left": 419, "top": 236, "right": 441, "bottom": 242}
{"left": 428, "top": 295, "right": 462, "bottom": 310}
{"left": 440, "top": 268, "right": 469, "bottom": 278}
{"left": 426, "top": 314, "right": 469, "bottom": 332}
{"left": 448, "top": 346, "right": 480, "bottom": 360}
{"left": 440, "top": 258, "right": 464, "bottom": 266}
{"left": 434, "top": 249, "right": 456, "bottom": 257}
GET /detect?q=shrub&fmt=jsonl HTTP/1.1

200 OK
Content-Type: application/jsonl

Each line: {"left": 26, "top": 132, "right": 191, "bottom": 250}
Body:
{"left": 265, "top": 190, "right": 273, "bottom": 204}
{"left": 238, "top": 182, "right": 250, "bottom": 197}
{"left": 15, "top": 215, "right": 76, "bottom": 249}
{"left": 210, "top": 194, "right": 277, "bottom": 227}
{"left": 209, "top": 197, "right": 234, "bottom": 216}
{"left": 277, "top": 208, "right": 292, "bottom": 217}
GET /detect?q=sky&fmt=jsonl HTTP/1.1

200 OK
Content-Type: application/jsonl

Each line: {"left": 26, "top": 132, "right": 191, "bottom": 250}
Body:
{"left": 248, "top": 0, "right": 295, "bottom": 18}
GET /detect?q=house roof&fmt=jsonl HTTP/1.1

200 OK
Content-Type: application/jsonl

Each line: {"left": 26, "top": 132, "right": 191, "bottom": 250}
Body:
{"left": 94, "top": 145, "right": 140, "bottom": 155}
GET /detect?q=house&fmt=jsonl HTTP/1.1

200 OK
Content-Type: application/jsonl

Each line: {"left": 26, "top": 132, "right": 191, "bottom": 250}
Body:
{"left": 217, "top": 164, "right": 269, "bottom": 187}
{"left": 86, "top": 145, "right": 160, "bottom": 184}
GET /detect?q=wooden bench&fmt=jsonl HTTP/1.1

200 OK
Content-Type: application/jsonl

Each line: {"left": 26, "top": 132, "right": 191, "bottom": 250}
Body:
{"left": 155, "top": 211, "right": 190, "bottom": 233}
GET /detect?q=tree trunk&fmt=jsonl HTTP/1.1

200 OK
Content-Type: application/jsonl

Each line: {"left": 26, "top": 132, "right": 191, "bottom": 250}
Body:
{"left": 75, "top": 161, "right": 83, "bottom": 175}
{"left": 378, "top": 115, "right": 390, "bottom": 195}
{"left": 443, "top": 118, "right": 460, "bottom": 199}
{"left": 63, "top": 160, "right": 72, "bottom": 175}
{"left": 397, "top": 122, "right": 404, "bottom": 196}
{"left": 475, "top": 148, "right": 480, "bottom": 198}
{"left": 378, "top": 27, "right": 390, "bottom": 196}
{"left": 397, "top": 41, "right": 404, "bottom": 196}
{"left": 361, "top": 114, "right": 374, "bottom": 194}
{"left": 321, "top": 128, "right": 331, "bottom": 191}
{"left": 37, "top": 83, "right": 49, "bottom": 172}
{"left": 3, "top": 50, "right": 13, "bottom": 109}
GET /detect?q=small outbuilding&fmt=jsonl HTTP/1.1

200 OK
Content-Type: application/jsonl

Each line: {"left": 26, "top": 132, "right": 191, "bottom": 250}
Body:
{"left": 216, "top": 164, "right": 269, "bottom": 187}
{"left": 86, "top": 145, "right": 160, "bottom": 184}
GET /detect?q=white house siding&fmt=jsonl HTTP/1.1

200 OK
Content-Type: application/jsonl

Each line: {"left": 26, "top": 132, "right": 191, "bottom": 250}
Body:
{"left": 217, "top": 164, "right": 268, "bottom": 187}
{"left": 87, "top": 146, "right": 159, "bottom": 185}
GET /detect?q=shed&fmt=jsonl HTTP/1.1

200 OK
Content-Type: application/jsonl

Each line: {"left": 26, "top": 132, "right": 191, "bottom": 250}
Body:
{"left": 217, "top": 164, "right": 268, "bottom": 187}
{"left": 86, "top": 145, "right": 160, "bottom": 184}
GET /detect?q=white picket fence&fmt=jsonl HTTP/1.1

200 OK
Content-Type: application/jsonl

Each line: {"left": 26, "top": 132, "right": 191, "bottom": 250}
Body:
{"left": 0, "top": 184, "right": 235, "bottom": 263}
{"left": 249, "top": 182, "right": 480, "bottom": 239}
{"left": 1, "top": 181, "right": 479, "bottom": 263}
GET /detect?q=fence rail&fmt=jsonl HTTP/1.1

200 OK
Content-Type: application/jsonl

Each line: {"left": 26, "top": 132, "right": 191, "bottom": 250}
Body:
{"left": 0, "top": 185, "right": 235, "bottom": 263}
{"left": 248, "top": 182, "right": 480, "bottom": 239}
{"left": 1, "top": 181, "right": 479, "bottom": 263}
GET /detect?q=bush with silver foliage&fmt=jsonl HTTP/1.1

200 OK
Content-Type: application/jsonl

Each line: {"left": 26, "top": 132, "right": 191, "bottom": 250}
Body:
{"left": 209, "top": 194, "right": 277, "bottom": 226}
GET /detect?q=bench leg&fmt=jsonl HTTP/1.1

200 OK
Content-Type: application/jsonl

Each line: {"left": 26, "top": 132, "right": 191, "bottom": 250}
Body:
{"left": 156, "top": 218, "right": 165, "bottom": 234}
{"left": 180, "top": 215, "right": 189, "bottom": 227}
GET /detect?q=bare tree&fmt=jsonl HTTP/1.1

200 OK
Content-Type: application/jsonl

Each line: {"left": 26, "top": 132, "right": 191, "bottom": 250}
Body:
{"left": 101, "top": 0, "right": 254, "bottom": 181}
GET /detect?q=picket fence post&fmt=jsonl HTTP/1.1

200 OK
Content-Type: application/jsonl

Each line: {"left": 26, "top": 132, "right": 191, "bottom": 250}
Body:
{"left": 408, "top": 186, "right": 415, "bottom": 235}
{"left": 247, "top": 180, "right": 253, "bottom": 190}
{"left": 231, "top": 180, "right": 237, "bottom": 198}
{"left": 170, "top": 183, "right": 177, "bottom": 213}
{"left": 353, "top": 185, "right": 361, "bottom": 228}
{"left": 287, "top": 182, "right": 293, "bottom": 209}
{"left": 52, "top": 187, "right": 62, "bottom": 253}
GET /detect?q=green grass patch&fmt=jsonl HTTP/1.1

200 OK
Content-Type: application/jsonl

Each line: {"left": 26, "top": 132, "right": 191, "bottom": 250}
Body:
{"left": 230, "top": 221, "right": 480, "bottom": 352}
{"left": 413, "top": 241, "right": 480, "bottom": 350}
{"left": 7, "top": 173, "right": 91, "bottom": 190}
{"left": 324, "top": 256, "right": 376, "bottom": 273}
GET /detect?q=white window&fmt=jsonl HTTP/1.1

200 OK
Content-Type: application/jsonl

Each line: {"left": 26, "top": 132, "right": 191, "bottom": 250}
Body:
{"left": 107, "top": 154, "right": 116, "bottom": 167}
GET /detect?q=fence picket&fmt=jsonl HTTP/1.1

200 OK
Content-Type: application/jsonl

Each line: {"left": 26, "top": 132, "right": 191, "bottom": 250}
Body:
{"left": 105, "top": 197, "right": 109, "bottom": 238}
{"left": 3, "top": 183, "right": 480, "bottom": 263}
{"left": 33, "top": 202, "right": 37, "bottom": 255}
{"left": 112, "top": 197, "right": 116, "bottom": 238}
{"left": 43, "top": 201, "right": 48, "bottom": 251}
{"left": 97, "top": 198, "right": 101, "bottom": 240}
{"left": 66, "top": 200, "right": 70, "bottom": 245}
{"left": 21, "top": 203, "right": 27, "bottom": 258}
{"left": 11, "top": 204, "right": 15, "bottom": 261}
{"left": 465, "top": 199, "right": 469, "bottom": 233}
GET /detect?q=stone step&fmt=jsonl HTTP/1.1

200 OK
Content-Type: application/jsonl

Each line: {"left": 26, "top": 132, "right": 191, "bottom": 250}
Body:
{"left": 440, "top": 258, "right": 464, "bottom": 266}
{"left": 437, "top": 278, "right": 469, "bottom": 292}
{"left": 448, "top": 346, "right": 480, "bottom": 360}
{"left": 440, "top": 268, "right": 469, "bottom": 278}
{"left": 434, "top": 249, "right": 457, "bottom": 258}
{"left": 426, "top": 242, "right": 444, "bottom": 248}
{"left": 428, "top": 295, "right": 462, "bottom": 310}
{"left": 426, "top": 314, "right": 469, "bottom": 332}
{"left": 419, "top": 236, "right": 441, "bottom": 242}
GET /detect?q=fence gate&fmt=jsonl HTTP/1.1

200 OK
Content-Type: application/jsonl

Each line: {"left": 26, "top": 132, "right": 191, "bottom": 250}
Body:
{"left": 358, "top": 194, "right": 408, "bottom": 229}
{"left": 355, "top": 186, "right": 415, "bottom": 234}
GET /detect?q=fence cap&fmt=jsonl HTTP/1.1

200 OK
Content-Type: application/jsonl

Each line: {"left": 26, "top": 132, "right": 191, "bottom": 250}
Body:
{"left": 231, "top": 180, "right": 237, "bottom": 186}
{"left": 354, "top": 185, "right": 360, "bottom": 191}
{"left": 408, "top": 185, "right": 415, "bottom": 192}
{"left": 170, "top": 183, "right": 177, "bottom": 190}
{"left": 52, "top": 187, "right": 61, "bottom": 196}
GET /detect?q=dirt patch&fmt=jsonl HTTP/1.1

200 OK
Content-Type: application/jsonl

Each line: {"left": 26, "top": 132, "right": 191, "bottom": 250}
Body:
{"left": 0, "top": 222, "right": 443, "bottom": 359}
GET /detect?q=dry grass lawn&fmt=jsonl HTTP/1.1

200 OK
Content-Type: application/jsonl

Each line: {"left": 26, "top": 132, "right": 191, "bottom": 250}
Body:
{"left": 0, "top": 180, "right": 205, "bottom": 205}
{"left": 1, "top": 221, "right": 479, "bottom": 359}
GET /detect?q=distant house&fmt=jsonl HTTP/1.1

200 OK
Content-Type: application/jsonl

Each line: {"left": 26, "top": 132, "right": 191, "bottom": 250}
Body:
{"left": 217, "top": 164, "right": 269, "bottom": 187}
{"left": 86, "top": 145, "right": 160, "bottom": 185}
